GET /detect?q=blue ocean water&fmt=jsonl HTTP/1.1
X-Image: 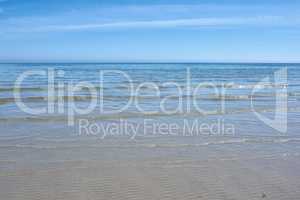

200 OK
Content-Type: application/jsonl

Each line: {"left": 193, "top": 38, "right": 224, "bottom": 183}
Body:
{"left": 0, "top": 63, "right": 299, "bottom": 138}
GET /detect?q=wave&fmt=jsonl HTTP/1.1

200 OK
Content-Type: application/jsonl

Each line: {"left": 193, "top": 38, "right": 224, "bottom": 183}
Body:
{"left": 0, "top": 95, "right": 98, "bottom": 105}
{"left": 1, "top": 137, "right": 300, "bottom": 150}
{"left": 0, "top": 87, "right": 44, "bottom": 92}
{"left": 0, "top": 82, "right": 290, "bottom": 93}
{"left": 150, "top": 137, "right": 300, "bottom": 148}
{"left": 0, "top": 144, "right": 58, "bottom": 149}
{"left": 1, "top": 106, "right": 299, "bottom": 123}
{"left": 1, "top": 91, "right": 296, "bottom": 106}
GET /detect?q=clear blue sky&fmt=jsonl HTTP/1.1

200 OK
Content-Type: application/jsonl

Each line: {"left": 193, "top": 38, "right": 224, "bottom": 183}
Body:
{"left": 0, "top": 0, "right": 300, "bottom": 62}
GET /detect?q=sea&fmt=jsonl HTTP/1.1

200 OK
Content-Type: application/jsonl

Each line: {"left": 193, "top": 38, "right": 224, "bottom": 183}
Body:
{"left": 0, "top": 63, "right": 299, "bottom": 137}
{"left": 0, "top": 63, "right": 300, "bottom": 199}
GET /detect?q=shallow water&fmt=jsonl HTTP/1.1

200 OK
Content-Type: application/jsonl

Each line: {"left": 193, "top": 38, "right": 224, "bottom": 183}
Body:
{"left": 0, "top": 63, "right": 299, "bottom": 136}
{"left": 0, "top": 63, "right": 300, "bottom": 199}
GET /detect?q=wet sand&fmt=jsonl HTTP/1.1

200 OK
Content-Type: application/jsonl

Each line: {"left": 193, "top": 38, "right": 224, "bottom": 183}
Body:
{"left": 1, "top": 136, "right": 300, "bottom": 200}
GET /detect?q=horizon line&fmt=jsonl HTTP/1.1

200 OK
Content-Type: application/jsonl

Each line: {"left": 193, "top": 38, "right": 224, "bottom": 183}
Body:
{"left": 1, "top": 61, "right": 300, "bottom": 65}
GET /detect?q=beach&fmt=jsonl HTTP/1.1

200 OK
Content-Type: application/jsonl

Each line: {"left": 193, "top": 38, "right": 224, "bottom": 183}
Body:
{"left": 1, "top": 136, "right": 300, "bottom": 200}
{"left": 0, "top": 63, "right": 300, "bottom": 199}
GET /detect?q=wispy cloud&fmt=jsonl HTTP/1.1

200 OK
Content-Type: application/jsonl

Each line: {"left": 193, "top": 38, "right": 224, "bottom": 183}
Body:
{"left": 0, "top": 3, "right": 298, "bottom": 34}
{"left": 19, "top": 16, "right": 282, "bottom": 32}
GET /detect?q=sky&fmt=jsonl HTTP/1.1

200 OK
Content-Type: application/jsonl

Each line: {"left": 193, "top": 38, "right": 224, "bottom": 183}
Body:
{"left": 0, "top": 0, "right": 300, "bottom": 63}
